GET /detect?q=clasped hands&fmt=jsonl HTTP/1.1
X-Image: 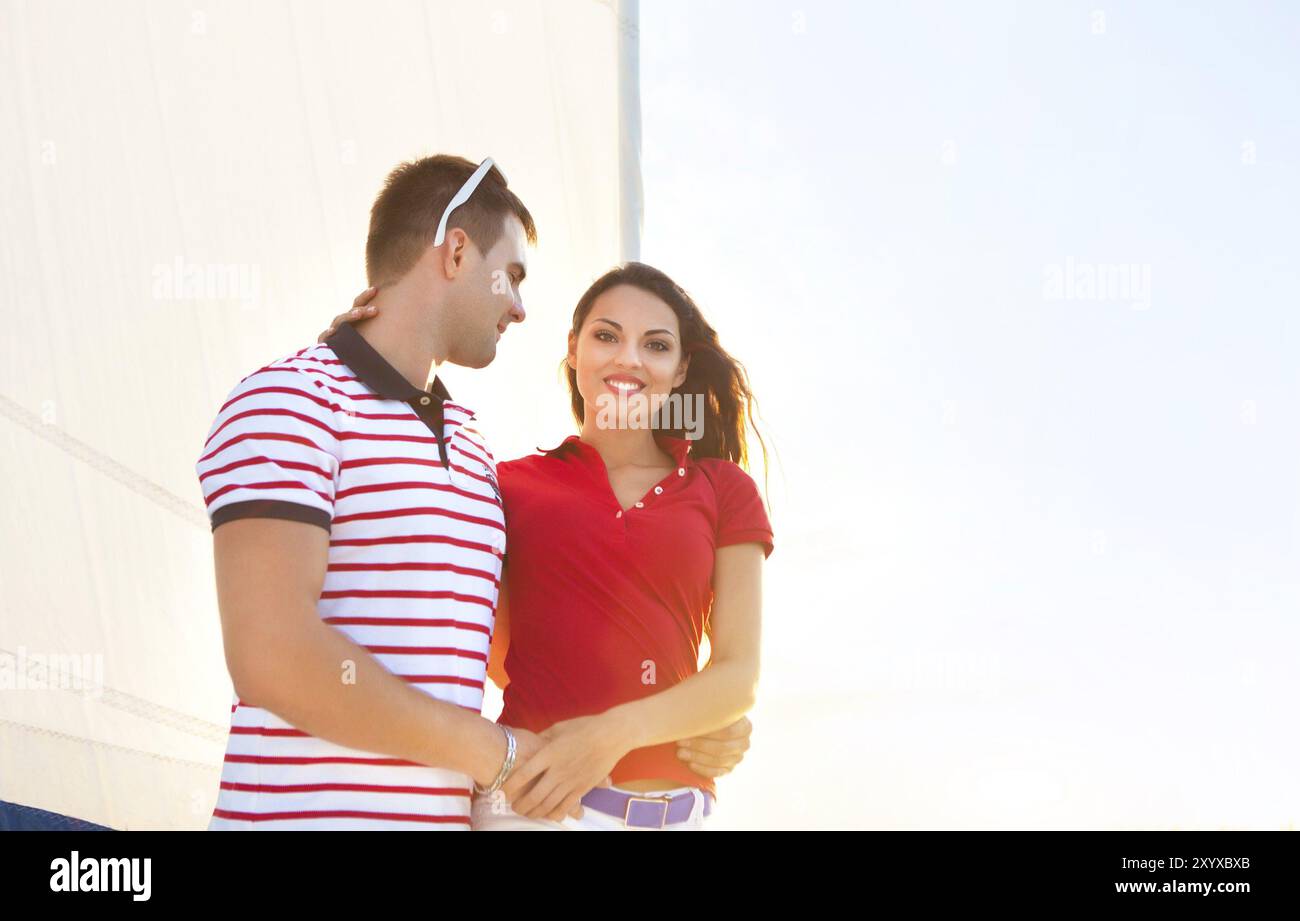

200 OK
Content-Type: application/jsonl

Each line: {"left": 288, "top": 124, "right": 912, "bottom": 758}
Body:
{"left": 489, "top": 712, "right": 752, "bottom": 822}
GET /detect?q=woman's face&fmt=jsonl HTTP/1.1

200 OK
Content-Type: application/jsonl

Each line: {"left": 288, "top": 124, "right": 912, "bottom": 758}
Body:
{"left": 568, "top": 284, "right": 689, "bottom": 429}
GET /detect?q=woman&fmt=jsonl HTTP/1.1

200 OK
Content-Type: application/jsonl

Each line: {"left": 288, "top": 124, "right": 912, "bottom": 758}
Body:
{"left": 321, "top": 263, "right": 771, "bottom": 830}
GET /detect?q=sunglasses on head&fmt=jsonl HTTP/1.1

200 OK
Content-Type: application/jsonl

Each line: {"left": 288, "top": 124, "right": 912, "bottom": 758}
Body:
{"left": 433, "top": 157, "right": 505, "bottom": 248}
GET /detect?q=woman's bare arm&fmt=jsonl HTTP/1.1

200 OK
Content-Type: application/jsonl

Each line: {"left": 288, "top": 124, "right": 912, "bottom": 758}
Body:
{"left": 486, "top": 573, "right": 511, "bottom": 690}
{"left": 600, "top": 542, "right": 762, "bottom": 746}
{"left": 504, "top": 543, "right": 763, "bottom": 818}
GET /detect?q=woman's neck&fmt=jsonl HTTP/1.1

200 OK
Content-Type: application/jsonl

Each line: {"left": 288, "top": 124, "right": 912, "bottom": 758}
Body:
{"left": 579, "top": 416, "right": 669, "bottom": 468}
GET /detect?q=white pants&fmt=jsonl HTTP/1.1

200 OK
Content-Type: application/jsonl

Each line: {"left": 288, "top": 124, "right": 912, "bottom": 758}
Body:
{"left": 471, "top": 784, "right": 712, "bottom": 831}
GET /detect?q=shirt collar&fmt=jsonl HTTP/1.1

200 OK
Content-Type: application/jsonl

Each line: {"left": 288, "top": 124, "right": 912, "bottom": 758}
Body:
{"left": 538, "top": 432, "right": 694, "bottom": 468}
{"left": 324, "top": 319, "right": 452, "bottom": 405}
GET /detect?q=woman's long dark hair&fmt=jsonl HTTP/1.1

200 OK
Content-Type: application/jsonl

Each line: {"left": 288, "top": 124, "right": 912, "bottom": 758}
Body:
{"left": 563, "top": 262, "right": 768, "bottom": 478}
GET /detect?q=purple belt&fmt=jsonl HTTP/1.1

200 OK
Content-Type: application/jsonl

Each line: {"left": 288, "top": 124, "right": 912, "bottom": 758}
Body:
{"left": 581, "top": 787, "right": 712, "bottom": 829}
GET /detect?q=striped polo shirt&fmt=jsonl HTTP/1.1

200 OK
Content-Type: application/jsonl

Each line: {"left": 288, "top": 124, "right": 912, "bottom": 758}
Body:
{"left": 195, "top": 320, "right": 504, "bottom": 830}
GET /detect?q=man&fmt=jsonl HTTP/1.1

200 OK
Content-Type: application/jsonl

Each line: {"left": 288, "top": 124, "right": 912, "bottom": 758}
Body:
{"left": 196, "top": 154, "right": 749, "bottom": 829}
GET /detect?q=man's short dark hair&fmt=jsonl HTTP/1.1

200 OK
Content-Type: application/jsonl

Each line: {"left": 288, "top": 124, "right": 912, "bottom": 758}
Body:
{"left": 366, "top": 154, "right": 537, "bottom": 287}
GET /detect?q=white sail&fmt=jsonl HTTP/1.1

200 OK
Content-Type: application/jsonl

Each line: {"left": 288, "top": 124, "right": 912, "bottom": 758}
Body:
{"left": 0, "top": 0, "right": 639, "bottom": 829}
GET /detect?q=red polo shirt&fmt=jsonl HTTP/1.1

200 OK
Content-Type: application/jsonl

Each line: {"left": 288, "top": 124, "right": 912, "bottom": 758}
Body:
{"left": 496, "top": 432, "right": 773, "bottom": 798}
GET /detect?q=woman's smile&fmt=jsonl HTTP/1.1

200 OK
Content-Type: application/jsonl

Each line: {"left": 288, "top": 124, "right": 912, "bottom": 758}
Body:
{"left": 603, "top": 374, "right": 646, "bottom": 396}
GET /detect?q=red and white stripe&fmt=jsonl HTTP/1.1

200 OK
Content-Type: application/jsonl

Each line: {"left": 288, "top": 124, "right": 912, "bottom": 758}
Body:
{"left": 197, "top": 343, "right": 504, "bottom": 830}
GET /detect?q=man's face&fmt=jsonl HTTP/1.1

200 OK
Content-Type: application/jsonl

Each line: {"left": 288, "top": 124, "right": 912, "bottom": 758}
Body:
{"left": 444, "top": 213, "right": 528, "bottom": 369}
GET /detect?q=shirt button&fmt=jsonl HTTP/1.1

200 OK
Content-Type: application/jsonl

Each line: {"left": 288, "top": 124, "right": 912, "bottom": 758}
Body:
{"left": 616, "top": 510, "right": 623, "bottom": 518}
{"left": 634, "top": 501, "right": 644, "bottom": 508}
{"left": 653, "top": 486, "right": 663, "bottom": 495}
{"left": 677, "top": 468, "right": 686, "bottom": 476}
{"left": 419, "top": 396, "right": 431, "bottom": 406}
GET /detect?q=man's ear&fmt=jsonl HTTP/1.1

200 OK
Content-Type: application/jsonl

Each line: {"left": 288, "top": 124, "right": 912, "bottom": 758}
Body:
{"left": 440, "top": 228, "right": 470, "bottom": 279}
{"left": 672, "top": 353, "right": 691, "bottom": 389}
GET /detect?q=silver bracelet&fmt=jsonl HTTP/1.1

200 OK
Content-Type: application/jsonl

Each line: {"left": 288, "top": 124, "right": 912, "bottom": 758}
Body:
{"left": 473, "top": 724, "right": 517, "bottom": 796}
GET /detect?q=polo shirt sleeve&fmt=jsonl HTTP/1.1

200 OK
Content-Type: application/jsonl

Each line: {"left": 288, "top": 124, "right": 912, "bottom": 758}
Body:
{"left": 196, "top": 367, "right": 340, "bottom": 532}
{"left": 710, "top": 461, "right": 774, "bottom": 559}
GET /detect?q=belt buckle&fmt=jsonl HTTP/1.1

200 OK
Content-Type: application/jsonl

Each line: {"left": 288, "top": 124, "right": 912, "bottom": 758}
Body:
{"left": 623, "top": 793, "right": 674, "bottom": 829}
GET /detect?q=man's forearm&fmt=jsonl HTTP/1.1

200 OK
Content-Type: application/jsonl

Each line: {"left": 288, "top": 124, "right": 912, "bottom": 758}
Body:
{"left": 603, "top": 659, "right": 758, "bottom": 752}
{"left": 230, "top": 604, "right": 505, "bottom": 786}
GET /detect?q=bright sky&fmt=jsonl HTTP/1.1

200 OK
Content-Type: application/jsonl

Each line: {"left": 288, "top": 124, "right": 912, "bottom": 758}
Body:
{"left": 620, "top": 0, "right": 1299, "bottom": 829}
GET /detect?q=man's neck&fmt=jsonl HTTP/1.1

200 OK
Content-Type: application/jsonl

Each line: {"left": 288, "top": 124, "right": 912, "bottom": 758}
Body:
{"left": 353, "top": 288, "right": 446, "bottom": 391}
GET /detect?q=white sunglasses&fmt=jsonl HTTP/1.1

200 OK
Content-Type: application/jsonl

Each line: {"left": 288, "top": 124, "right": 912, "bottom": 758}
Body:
{"left": 433, "top": 157, "right": 505, "bottom": 247}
